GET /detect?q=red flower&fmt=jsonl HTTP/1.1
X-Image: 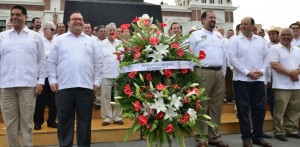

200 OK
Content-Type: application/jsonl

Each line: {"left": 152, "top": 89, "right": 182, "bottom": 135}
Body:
{"left": 133, "top": 101, "right": 142, "bottom": 112}
{"left": 177, "top": 49, "right": 184, "bottom": 57}
{"left": 198, "top": 50, "right": 206, "bottom": 60}
{"left": 112, "top": 31, "right": 119, "bottom": 40}
{"left": 128, "top": 71, "right": 137, "bottom": 78}
{"left": 156, "top": 111, "right": 165, "bottom": 120}
{"left": 146, "top": 92, "right": 153, "bottom": 99}
{"left": 179, "top": 113, "right": 190, "bottom": 123}
{"left": 147, "top": 109, "right": 155, "bottom": 115}
{"left": 132, "top": 17, "right": 140, "bottom": 23}
{"left": 185, "top": 89, "right": 192, "bottom": 94}
{"left": 171, "top": 43, "right": 179, "bottom": 49}
{"left": 172, "top": 84, "right": 180, "bottom": 89}
{"left": 149, "top": 37, "right": 159, "bottom": 46}
{"left": 164, "top": 69, "right": 173, "bottom": 78}
{"left": 181, "top": 69, "right": 188, "bottom": 74}
{"left": 181, "top": 98, "right": 191, "bottom": 103}
{"left": 115, "top": 52, "right": 122, "bottom": 61}
{"left": 123, "top": 84, "right": 133, "bottom": 97}
{"left": 143, "top": 19, "right": 150, "bottom": 26}
{"left": 121, "top": 23, "right": 130, "bottom": 30}
{"left": 145, "top": 73, "right": 152, "bottom": 81}
{"left": 196, "top": 100, "right": 201, "bottom": 111}
{"left": 193, "top": 87, "right": 199, "bottom": 94}
{"left": 135, "top": 46, "right": 141, "bottom": 52}
{"left": 134, "top": 51, "right": 141, "bottom": 59}
{"left": 156, "top": 84, "right": 167, "bottom": 91}
{"left": 160, "top": 23, "right": 167, "bottom": 27}
{"left": 146, "top": 123, "right": 152, "bottom": 130}
{"left": 138, "top": 115, "right": 148, "bottom": 126}
{"left": 165, "top": 124, "right": 174, "bottom": 133}
{"left": 155, "top": 30, "right": 161, "bottom": 35}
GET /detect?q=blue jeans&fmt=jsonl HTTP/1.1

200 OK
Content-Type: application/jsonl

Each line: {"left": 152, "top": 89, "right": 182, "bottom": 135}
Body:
{"left": 233, "top": 81, "right": 266, "bottom": 141}
{"left": 56, "top": 88, "right": 94, "bottom": 147}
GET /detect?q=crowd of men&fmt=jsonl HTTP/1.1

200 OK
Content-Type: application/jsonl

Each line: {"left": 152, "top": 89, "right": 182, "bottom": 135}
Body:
{"left": 0, "top": 4, "right": 299, "bottom": 147}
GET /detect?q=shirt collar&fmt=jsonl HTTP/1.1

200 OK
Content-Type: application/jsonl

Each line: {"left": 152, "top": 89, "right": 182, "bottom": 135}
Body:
{"left": 238, "top": 33, "right": 260, "bottom": 40}
{"left": 65, "top": 31, "right": 86, "bottom": 37}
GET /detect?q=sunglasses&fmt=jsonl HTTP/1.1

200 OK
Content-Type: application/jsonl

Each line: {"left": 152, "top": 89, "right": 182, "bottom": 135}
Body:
{"left": 50, "top": 28, "right": 56, "bottom": 32}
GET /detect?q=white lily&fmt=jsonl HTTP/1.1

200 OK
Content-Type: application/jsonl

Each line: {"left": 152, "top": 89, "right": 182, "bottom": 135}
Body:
{"left": 169, "top": 94, "right": 183, "bottom": 110}
{"left": 141, "top": 102, "right": 151, "bottom": 116}
{"left": 186, "top": 90, "right": 197, "bottom": 97}
{"left": 148, "top": 51, "right": 163, "bottom": 62}
{"left": 154, "top": 91, "right": 163, "bottom": 99}
{"left": 154, "top": 43, "right": 169, "bottom": 56}
{"left": 189, "top": 83, "right": 199, "bottom": 87}
{"left": 187, "top": 108, "right": 197, "bottom": 120}
{"left": 164, "top": 106, "right": 177, "bottom": 121}
{"left": 150, "top": 98, "right": 167, "bottom": 113}
{"left": 144, "top": 45, "right": 153, "bottom": 53}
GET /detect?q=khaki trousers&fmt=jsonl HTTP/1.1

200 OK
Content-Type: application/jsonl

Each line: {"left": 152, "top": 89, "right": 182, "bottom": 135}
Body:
{"left": 0, "top": 87, "right": 36, "bottom": 147}
{"left": 194, "top": 68, "right": 225, "bottom": 143}
{"left": 273, "top": 89, "right": 300, "bottom": 135}
{"left": 100, "top": 78, "right": 122, "bottom": 122}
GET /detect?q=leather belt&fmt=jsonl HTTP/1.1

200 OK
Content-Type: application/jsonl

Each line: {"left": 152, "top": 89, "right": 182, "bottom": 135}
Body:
{"left": 196, "top": 66, "right": 222, "bottom": 71}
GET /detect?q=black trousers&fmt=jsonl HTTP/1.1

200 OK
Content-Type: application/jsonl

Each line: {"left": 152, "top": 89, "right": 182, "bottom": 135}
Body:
{"left": 34, "top": 78, "right": 57, "bottom": 125}
{"left": 56, "top": 88, "right": 94, "bottom": 147}
{"left": 233, "top": 81, "right": 266, "bottom": 142}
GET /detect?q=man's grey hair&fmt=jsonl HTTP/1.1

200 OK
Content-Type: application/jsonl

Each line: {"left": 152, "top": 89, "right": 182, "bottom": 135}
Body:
{"left": 105, "top": 22, "right": 117, "bottom": 31}
{"left": 279, "top": 28, "right": 294, "bottom": 37}
{"left": 43, "top": 22, "right": 56, "bottom": 30}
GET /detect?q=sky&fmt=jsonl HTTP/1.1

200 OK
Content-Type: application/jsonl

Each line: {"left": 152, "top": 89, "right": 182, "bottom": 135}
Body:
{"left": 144, "top": 0, "right": 300, "bottom": 30}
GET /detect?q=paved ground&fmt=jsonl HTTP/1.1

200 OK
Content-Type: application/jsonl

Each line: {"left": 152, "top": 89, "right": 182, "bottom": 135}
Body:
{"left": 43, "top": 131, "right": 299, "bottom": 147}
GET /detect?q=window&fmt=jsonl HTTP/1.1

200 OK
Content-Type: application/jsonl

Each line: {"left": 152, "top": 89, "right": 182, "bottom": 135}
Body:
{"left": 202, "top": 0, "right": 207, "bottom": 3}
{"left": 210, "top": 0, "right": 215, "bottom": 4}
{"left": 0, "top": 20, "right": 6, "bottom": 32}
{"left": 218, "top": 0, "right": 223, "bottom": 4}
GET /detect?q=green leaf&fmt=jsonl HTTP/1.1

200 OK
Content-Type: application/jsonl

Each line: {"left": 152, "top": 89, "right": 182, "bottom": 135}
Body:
{"left": 124, "top": 122, "right": 140, "bottom": 141}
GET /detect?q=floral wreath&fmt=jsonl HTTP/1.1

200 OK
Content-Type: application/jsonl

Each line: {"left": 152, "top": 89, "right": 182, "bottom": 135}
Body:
{"left": 114, "top": 14, "right": 215, "bottom": 147}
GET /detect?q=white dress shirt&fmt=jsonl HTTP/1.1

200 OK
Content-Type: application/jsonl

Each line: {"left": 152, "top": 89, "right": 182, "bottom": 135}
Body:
{"left": 47, "top": 31, "right": 101, "bottom": 90}
{"left": 189, "top": 27, "right": 226, "bottom": 75}
{"left": 99, "top": 38, "right": 122, "bottom": 84}
{"left": 291, "top": 37, "right": 300, "bottom": 48}
{"left": 268, "top": 43, "right": 300, "bottom": 89}
{"left": 42, "top": 37, "right": 53, "bottom": 58}
{"left": 228, "top": 33, "right": 269, "bottom": 82}
{"left": 0, "top": 26, "right": 46, "bottom": 88}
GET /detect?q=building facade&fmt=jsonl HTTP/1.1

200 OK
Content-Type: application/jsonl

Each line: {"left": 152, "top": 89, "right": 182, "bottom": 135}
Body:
{"left": 0, "top": 0, "right": 236, "bottom": 34}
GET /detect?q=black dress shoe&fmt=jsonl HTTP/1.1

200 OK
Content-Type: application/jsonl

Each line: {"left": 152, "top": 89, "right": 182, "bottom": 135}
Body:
{"left": 113, "top": 120, "right": 124, "bottom": 125}
{"left": 34, "top": 124, "right": 41, "bottom": 130}
{"left": 47, "top": 122, "right": 58, "bottom": 128}
{"left": 262, "top": 132, "right": 272, "bottom": 138}
{"left": 252, "top": 139, "right": 272, "bottom": 147}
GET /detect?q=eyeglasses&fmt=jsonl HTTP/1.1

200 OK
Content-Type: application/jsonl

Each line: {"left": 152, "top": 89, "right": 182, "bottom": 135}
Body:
{"left": 50, "top": 28, "right": 56, "bottom": 32}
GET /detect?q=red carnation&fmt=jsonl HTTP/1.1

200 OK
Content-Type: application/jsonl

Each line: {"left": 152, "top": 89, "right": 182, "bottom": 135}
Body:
{"left": 181, "top": 69, "right": 188, "bottom": 74}
{"left": 128, "top": 71, "right": 137, "bottom": 79}
{"left": 134, "top": 51, "right": 141, "bottom": 59}
{"left": 145, "top": 73, "right": 152, "bottom": 81}
{"left": 156, "top": 84, "right": 167, "bottom": 91}
{"left": 179, "top": 113, "right": 190, "bottom": 123}
{"left": 172, "top": 84, "right": 180, "bottom": 89}
{"left": 164, "top": 69, "right": 173, "bottom": 78}
{"left": 149, "top": 37, "right": 159, "bottom": 46}
{"left": 132, "top": 17, "right": 140, "bottom": 23}
{"left": 198, "top": 50, "right": 206, "bottom": 60}
{"left": 177, "top": 49, "right": 184, "bottom": 57}
{"left": 171, "top": 43, "right": 179, "bottom": 49}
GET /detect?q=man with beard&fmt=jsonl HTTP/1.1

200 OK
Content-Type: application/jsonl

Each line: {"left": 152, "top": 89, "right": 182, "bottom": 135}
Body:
{"left": 99, "top": 22, "right": 124, "bottom": 126}
{"left": 189, "top": 10, "right": 228, "bottom": 147}
{"left": 0, "top": 5, "right": 46, "bottom": 147}
{"left": 32, "top": 17, "right": 42, "bottom": 33}
{"left": 228, "top": 17, "right": 271, "bottom": 147}
{"left": 47, "top": 11, "right": 101, "bottom": 146}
